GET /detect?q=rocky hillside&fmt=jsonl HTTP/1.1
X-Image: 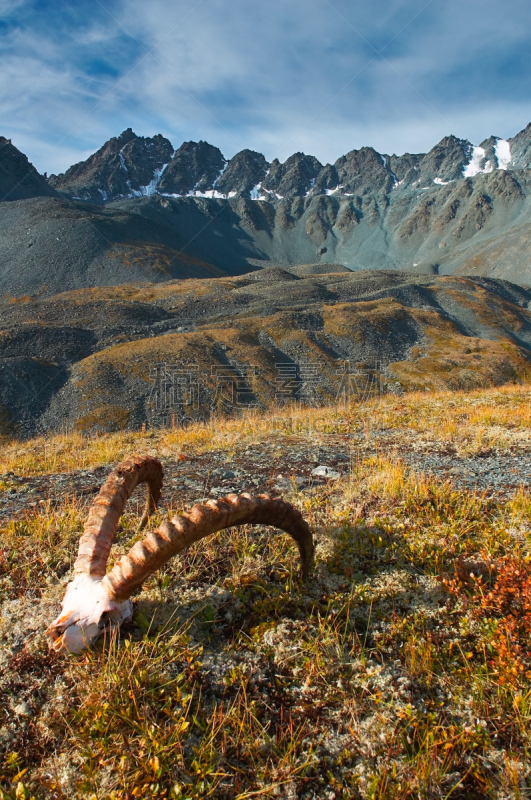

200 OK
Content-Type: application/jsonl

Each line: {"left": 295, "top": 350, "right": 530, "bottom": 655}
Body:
{"left": 0, "top": 195, "right": 236, "bottom": 300}
{"left": 0, "top": 137, "right": 57, "bottom": 202}
{"left": 3, "top": 162, "right": 531, "bottom": 298}
{"left": 1, "top": 267, "right": 531, "bottom": 437}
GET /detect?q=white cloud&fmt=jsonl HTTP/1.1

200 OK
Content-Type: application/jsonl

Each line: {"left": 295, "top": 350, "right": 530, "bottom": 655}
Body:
{"left": 2, "top": 0, "right": 531, "bottom": 173}
{"left": 0, "top": 0, "right": 27, "bottom": 13}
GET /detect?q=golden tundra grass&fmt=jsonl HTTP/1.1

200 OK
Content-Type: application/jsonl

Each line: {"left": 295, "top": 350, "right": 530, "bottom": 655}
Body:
{"left": 2, "top": 384, "right": 531, "bottom": 798}
{"left": 2, "top": 383, "right": 531, "bottom": 477}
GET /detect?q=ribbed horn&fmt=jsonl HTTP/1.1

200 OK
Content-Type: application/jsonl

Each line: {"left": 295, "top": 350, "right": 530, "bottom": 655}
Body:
{"left": 74, "top": 453, "right": 163, "bottom": 578}
{"left": 102, "top": 493, "right": 314, "bottom": 602}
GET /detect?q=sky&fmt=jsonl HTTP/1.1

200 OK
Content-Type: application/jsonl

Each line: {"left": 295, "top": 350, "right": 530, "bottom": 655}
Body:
{"left": 2, "top": 0, "right": 531, "bottom": 175}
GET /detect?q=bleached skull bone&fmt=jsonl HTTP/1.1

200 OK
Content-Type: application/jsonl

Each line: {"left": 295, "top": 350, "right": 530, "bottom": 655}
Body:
{"left": 46, "top": 573, "right": 133, "bottom": 654}
{"left": 45, "top": 454, "right": 314, "bottom": 654}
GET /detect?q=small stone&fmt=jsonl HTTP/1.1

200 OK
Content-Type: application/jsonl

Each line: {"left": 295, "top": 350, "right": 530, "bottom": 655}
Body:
{"left": 311, "top": 465, "right": 340, "bottom": 480}
{"left": 274, "top": 478, "right": 293, "bottom": 492}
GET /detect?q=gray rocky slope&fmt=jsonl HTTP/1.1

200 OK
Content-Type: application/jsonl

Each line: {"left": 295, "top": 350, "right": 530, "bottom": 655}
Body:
{"left": 2, "top": 165, "right": 531, "bottom": 297}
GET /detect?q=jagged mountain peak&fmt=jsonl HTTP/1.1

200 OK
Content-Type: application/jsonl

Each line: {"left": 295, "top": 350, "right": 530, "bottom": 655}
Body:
{"left": 0, "top": 136, "right": 58, "bottom": 202}
{"left": 114, "top": 127, "right": 137, "bottom": 146}
{"left": 436, "top": 134, "right": 471, "bottom": 147}
{"left": 214, "top": 149, "right": 269, "bottom": 198}
{"left": 48, "top": 128, "right": 174, "bottom": 202}
{"left": 334, "top": 145, "right": 395, "bottom": 195}
{"left": 417, "top": 135, "right": 473, "bottom": 185}
{"left": 262, "top": 151, "right": 323, "bottom": 198}
{"left": 157, "top": 140, "right": 226, "bottom": 196}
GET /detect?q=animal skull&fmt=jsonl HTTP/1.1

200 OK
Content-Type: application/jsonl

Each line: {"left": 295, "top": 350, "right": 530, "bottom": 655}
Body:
{"left": 46, "top": 454, "right": 314, "bottom": 653}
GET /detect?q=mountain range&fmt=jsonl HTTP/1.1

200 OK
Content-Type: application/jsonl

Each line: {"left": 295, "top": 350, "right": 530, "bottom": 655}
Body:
{"left": 2, "top": 123, "right": 531, "bottom": 297}
{"left": 3, "top": 125, "right": 531, "bottom": 436}
{"left": 45, "top": 125, "right": 531, "bottom": 203}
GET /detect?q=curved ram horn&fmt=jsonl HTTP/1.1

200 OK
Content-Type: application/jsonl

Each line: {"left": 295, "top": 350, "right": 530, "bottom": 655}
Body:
{"left": 102, "top": 493, "right": 314, "bottom": 601}
{"left": 47, "top": 456, "right": 314, "bottom": 654}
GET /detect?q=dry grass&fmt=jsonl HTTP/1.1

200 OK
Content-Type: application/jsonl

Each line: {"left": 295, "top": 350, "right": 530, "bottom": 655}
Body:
{"left": 2, "top": 382, "right": 531, "bottom": 476}
{"left": 2, "top": 385, "right": 531, "bottom": 797}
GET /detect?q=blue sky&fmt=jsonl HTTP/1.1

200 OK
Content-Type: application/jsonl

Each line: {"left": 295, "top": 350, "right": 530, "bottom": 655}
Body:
{"left": 2, "top": 0, "right": 531, "bottom": 174}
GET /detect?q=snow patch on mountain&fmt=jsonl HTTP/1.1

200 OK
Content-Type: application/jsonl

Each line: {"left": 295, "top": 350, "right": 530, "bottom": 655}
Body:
{"left": 140, "top": 162, "right": 171, "bottom": 196}
{"left": 124, "top": 158, "right": 174, "bottom": 198}
{"left": 212, "top": 161, "right": 229, "bottom": 188}
{"left": 495, "top": 139, "right": 512, "bottom": 170}
{"left": 463, "top": 146, "right": 485, "bottom": 177}
{"left": 462, "top": 144, "right": 497, "bottom": 178}
{"left": 191, "top": 189, "right": 236, "bottom": 199}
{"left": 305, "top": 178, "right": 316, "bottom": 197}
{"left": 159, "top": 187, "right": 236, "bottom": 199}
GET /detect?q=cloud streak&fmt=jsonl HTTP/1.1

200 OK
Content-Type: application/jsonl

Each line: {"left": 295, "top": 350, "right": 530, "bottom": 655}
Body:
{"left": 1, "top": 0, "right": 531, "bottom": 174}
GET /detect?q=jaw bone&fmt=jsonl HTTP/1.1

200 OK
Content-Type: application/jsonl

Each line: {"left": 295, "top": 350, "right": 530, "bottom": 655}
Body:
{"left": 46, "top": 455, "right": 314, "bottom": 654}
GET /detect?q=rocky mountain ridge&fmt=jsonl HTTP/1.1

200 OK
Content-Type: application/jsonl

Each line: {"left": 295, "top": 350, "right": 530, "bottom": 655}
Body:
{"left": 44, "top": 123, "right": 531, "bottom": 203}
{"left": 3, "top": 160, "right": 531, "bottom": 299}
{"left": 46, "top": 128, "right": 174, "bottom": 204}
